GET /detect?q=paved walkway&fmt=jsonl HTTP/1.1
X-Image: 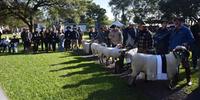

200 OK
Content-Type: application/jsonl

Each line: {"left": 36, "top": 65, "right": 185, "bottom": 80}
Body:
{"left": 0, "top": 87, "right": 8, "bottom": 100}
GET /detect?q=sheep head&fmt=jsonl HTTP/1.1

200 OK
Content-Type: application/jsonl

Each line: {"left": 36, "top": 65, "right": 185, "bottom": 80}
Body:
{"left": 173, "top": 46, "right": 190, "bottom": 61}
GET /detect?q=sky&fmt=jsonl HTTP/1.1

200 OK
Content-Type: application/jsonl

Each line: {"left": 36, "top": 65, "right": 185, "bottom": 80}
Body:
{"left": 93, "top": 0, "right": 114, "bottom": 20}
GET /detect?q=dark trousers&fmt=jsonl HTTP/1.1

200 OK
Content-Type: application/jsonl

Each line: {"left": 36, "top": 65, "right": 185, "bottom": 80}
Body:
{"left": 24, "top": 41, "right": 31, "bottom": 52}
{"left": 41, "top": 40, "right": 44, "bottom": 51}
{"left": 182, "top": 58, "right": 191, "bottom": 83}
{"left": 64, "top": 39, "right": 71, "bottom": 50}
{"left": 192, "top": 44, "right": 200, "bottom": 68}
{"left": 52, "top": 41, "right": 56, "bottom": 52}
{"left": 33, "top": 42, "right": 39, "bottom": 52}
{"left": 44, "top": 42, "right": 49, "bottom": 52}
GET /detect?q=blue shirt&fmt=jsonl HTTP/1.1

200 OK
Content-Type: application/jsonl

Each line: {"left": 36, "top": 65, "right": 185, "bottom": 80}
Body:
{"left": 169, "top": 25, "right": 194, "bottom": 50}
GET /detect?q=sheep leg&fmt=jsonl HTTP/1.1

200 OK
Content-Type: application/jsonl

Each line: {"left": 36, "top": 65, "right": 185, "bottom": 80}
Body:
{"left": 128, "top": 72, "right": 140, "bottom": 86}
{"left": 144, "top": 73, "right": 148, "bottom": 83}
{"left": 168, "top": 73, "right": 179, "bottom": 90}
{"left": 99, "top": 55, "right": 104, "bottom": 64}
{"left": 105, "top": 57, "right": 110, "bottom": 66}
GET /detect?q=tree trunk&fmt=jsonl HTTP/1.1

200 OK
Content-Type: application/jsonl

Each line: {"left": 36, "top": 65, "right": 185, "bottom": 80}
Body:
{"left": 121, "top": 8, "right": 127, "bottom": 25}
{"left": 28, "top": 17, "right": 33, "bottom": 33}
{"left": 28, "top": 24, "right": 33, "bottom": 33}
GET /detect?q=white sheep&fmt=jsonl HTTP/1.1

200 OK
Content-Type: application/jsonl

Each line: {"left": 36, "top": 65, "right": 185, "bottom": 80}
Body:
{"left": 128, "top": 46, "right": 190, "bottom": 89}
{"left": 91, "top": 43, "right": 99, "bottom": 55}
{"left": 82, "top": 40, "right": 91, "bottom": 54}
{"left": 98, "top": 46, "right": 126, "bottom": 65}
{"left": 124, "top": 48, "right": 138, "bottom": 64}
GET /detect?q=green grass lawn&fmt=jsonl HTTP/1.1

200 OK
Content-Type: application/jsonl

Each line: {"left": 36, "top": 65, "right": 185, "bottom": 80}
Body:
{"left": 0, "top": 51, "right": 146, "bottom": 100}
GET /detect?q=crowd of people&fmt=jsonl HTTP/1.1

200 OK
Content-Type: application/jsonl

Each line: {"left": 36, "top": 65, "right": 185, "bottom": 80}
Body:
{"left": 0, "top": 35, "right": 19, "bottom": 53}
{"left": 0, "top": 25, "right": 83, "bottom": 54}
{"left": 88, "top": 17, "right": 200, "bottom": 86}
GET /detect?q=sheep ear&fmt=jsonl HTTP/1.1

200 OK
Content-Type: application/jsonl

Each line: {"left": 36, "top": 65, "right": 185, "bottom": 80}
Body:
{"left": 184, "top": 50, "right": 190, "bottom": 58}
{"left": 119, "top": 50, "right": 126, "bottom": 55}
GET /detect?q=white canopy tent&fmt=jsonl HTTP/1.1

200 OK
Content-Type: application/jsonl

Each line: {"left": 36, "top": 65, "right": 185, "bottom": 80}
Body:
{"left": 111, "top": 20, "right": 124, "bottom": 27}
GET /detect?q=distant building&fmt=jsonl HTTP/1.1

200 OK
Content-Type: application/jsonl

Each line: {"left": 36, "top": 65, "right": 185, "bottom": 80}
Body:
{"left": 64, "top": 22, "right": 87, "bottom": 32}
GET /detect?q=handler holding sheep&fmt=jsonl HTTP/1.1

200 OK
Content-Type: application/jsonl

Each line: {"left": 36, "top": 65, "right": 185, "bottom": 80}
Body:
{"left": 136, "top": 21, "right": 153, "bottom": 54}
{"left": 108, "top": 26, "right": 123, "bottom": 47}
{"left": 169, "top": 17, "right": 195, "bottom": 86}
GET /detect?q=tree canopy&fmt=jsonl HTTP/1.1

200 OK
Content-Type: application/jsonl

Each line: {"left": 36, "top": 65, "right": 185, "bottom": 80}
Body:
{"left": 109, "top": 0, "right": 200, "bottom": 24}
{"left": 0, "top": 0, "right": 109, "bottom": 32}
{"left": 159, "top": 0, "right": 200, "bottom": 22}
{"left": 109, "top": 0, "right": 160, "bottom": 24}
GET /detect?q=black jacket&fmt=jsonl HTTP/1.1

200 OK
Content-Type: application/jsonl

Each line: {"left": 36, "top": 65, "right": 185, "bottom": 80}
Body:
{"left": 153, "top": 27, "right": 170, "bottom": 54}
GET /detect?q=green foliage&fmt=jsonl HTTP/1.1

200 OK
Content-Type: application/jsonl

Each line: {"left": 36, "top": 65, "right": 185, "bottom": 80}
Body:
{"left": 86, "top": 2, "right": 109, "bottom": 27}
{"left": 159, "top": 0, "right": 200, "bottom": 21}
{"left": 109, "top": 0, "right": 133, "bottom": 24}
{"left": 109, "top": 0, "right": 160, "bottom": 24}
{"left": 0, "top": 16, "right": 25, "bottom": 28}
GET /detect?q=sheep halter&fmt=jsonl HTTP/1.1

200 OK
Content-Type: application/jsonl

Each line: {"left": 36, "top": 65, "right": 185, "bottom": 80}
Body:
{"left": 173, "top": 51, "right": 179, "bottom": 59}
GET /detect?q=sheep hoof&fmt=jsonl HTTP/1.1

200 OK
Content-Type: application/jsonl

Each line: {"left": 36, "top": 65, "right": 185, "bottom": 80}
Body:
{"left": 128, "top": 77, "right": 135, "bottom": 87}
{"left": 168, "top": 84, "right": 175, "bottom": 90}
{"left": 168, "top": 81, "right": 176, "bottom": 90}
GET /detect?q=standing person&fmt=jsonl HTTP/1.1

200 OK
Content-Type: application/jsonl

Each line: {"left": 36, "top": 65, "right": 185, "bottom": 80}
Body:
{"left": 123, "top": 23, "right": 138, "bottom": 48}
{"left": 102, "top": 26, "right": 110, "bottom": 46}
{"left": 71, "top": 27, "right": 79, "bottom": 50}
{"left": 169, "top": 17, "right": 195, "bottom": 86}
{"left": 51, "top": 30, "right": 58, "bottom": 52}
{"left": 96, "top": 27, "right": 105, "bottom": 43}
{"left": 190, "top": 18, "right": 200, "bottom": 70}
{"left": 32, "top": 31, "right": 40, "bottom": 53}
{"left": 108, "top": 28, "right": 123, "bottom": 47}
{"left": 10, "top": 35, "right": 19, "bottom": 53}
{"left": 27, "top": 30, "right": 32, "bottom": 53}
{"left": 58, "top": 30, "right": 65, "bottom": 51}
{"left": 64, "top": 26, "right": 72, "bottom": 51}
{"left": 77, "top": 27, "right": 83, "bottom": 47}
{"left": 88, "top": 28, "right": 97, "bottom": 41}
{"left": 39, "top": 29, "right": 45, "bottom": 51}
{"left": 2, "top": 36, "right": 10, "bottom": 53}
{"left": 20, "top": 28, "right": 28, "bottom": 51}
{"left": 153, "top": 19, "right": 171, "bottom": 54}
{"left": 88, "top": 28, "right": 94, "bottom": 39}
{"left": 136, "top": 22, "right": 153, "bottom": 53}
{"left": 44, "top": 29, "right": 51, "bottom": 52}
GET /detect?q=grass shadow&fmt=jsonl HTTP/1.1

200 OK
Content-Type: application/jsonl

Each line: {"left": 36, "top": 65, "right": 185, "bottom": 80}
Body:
{"left": 59, "top": 63, "right": 103, "bottom": 78}
{"left": 62, "top": 75, "right": 146, "bottom": 100}
{"left": 50, "top": 56, "right": 94, "bottom": 67}
{"left": 186, "top": 87, "right": 200, "bottom": 100}
{"left": 50, "top": 62, "right": 95, "bottom": 72}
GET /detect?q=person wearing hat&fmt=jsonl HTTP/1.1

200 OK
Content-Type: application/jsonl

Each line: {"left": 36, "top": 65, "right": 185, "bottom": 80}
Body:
{"left": 39, "top": 29, "right": 45, "bottom": 51}
{"left": 169, "top": 17, "right": 195, "bottom": 86}
{"left": 44, "top": 29, "right": 51, "bottom": 52}
{"left": 153, "top": 19, "right": 171, "bottom": 54}
{"left": 32, "top": 30, "right": 41, "bottom": 53}
{"left": 71, "top": 27, "right": 79, "bottom": 50}
{"left": 64, "top": 26, "right": 72, "bottom": 51}
{"left": 20, "top": 28, "right": 28, "bottom": 51}
{"left": 108, "top": 28, "right": 123, "bottom": 47}
{"left": 50, "top": 30, "right": 59, "bottom": 52}
{"left": 123, "top": 22, "right": 138, "bottom": 48}
{"left": 10, "top": 35, "right": 19, "bottom": 53}
{"left": 190, "top": 18, "right": 200, "bottom": 70}
{"left": 88, "top": 28, "right": 98, "bottom": 42}
{"left": 136, "top": 21, "right": 153, "bottom": 53}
